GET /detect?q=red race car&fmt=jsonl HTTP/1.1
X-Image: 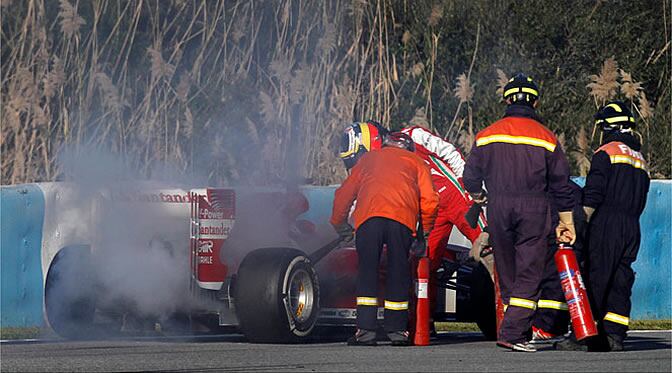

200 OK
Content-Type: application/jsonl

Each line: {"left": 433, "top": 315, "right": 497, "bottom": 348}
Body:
{"left": 45, "top": 186, "right": 496, "bottom": 342}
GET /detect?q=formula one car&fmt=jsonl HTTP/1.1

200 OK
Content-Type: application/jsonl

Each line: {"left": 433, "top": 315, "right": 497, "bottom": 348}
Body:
{"left": 45, "top": 186, "right": 496, "bottom": 343}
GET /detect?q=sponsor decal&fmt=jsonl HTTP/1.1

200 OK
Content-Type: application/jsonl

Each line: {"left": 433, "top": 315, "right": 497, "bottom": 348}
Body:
{"left": 194, "top": 189, "right": 235, "bottom": 290}
{"left": 110, "top": 191, "right": 196, "bottom": 203}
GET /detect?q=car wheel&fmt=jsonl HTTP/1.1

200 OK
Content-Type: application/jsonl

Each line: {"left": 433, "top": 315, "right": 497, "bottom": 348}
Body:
{"left": 234, "top": 248, "right": 320, "bottom": 343}
{"left": 45, "top": 245, "right": 98, "bottom": 339}
{"left": 470, "top": 262, "right": 497, "bottom": 340}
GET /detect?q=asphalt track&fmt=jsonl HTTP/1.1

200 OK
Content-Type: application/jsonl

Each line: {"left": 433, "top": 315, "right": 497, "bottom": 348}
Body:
{"left": 1, "top": 331, "right": 670, "bottom": 372}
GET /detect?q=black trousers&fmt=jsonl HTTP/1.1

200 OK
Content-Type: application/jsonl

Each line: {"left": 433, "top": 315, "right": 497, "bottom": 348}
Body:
{"left": 355, "top": 217, "right": 413, "bottom": 332}
{"left": 532, "top": 238, "right": 570, "bottom": 335}
{"left": 533, "top": 210, "right": 588, "bottom": 336}
{"left": 585, "top": 211, "right": 641, "bottom": 343}
{"left": 488, "top": 196, "right": 551, "bottom": 344}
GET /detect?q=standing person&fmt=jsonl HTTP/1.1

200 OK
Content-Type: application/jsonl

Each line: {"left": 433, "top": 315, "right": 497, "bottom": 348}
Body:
{"left": 399, "top": 125, "right": 489, "bottom": 323}
{"left": 331, "top": 132, "right": 439, "bottom": 346}
{"left": 462, "top": 73, "right": 576, "bottom": 352}
{"left": 557, "top": 101, "right": 650, "bottom": 352}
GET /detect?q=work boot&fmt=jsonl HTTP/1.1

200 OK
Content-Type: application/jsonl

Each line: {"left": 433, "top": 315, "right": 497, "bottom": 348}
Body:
{"left": 347, "top": 329, "right": 377, "bottom": 346}
{"left": 554, "top": 336, "right": 588, "bottom": 351}
{"left": 531, "top": 326, "right": 565, "bottom": 344}
{"left": 388, "top": 330, "right": 411, "bottom": 346}
{"left": 607, "top": 335, "right": 624, "bottom": 352}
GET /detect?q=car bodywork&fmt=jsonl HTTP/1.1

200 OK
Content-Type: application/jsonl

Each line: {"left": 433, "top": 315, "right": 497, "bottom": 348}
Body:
{"left": 42, "top": 184, "right": 495, "bottom": 341}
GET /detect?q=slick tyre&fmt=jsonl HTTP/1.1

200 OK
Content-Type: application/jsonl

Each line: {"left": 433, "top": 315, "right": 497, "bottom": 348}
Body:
{"left": 234, "top": 248, "right": 320, "bottom": 343}
{"left": 45, "top": 245, "right": 98, "bottom": 340}
{"left": 470, "top": 262, "right": 497, "bottom": 340}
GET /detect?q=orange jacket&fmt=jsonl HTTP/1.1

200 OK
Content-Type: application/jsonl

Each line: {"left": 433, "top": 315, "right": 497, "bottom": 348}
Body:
{"left": 330, "top": 146, "right": 439, "bottom": 234}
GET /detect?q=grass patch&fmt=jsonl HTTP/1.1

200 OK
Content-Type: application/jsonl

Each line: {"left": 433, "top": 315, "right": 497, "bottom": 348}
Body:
{"left": 435, "top": 320, "right": 672, "bottom": 333}
{"left": 0, "top": 327, "right": 43, "bottom": 340}
{"left": 631, "top": 319, "right": 672, "bottom": 330}
{"left": 434, "top": 322, "right": 481, "bottom": 332}
{"left": 1, "top": 320, "right": 670, "bottom": 340}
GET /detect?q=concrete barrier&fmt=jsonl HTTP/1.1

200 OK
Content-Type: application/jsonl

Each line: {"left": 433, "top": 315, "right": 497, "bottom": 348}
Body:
{"left": 631, "top": 180, "right": 671, "bottom": 319}
{"left": 0, "top": 181, "right": 670, "bottom": 328}
{"left": 1, "top": 185, "right": 45, "bottom": 327}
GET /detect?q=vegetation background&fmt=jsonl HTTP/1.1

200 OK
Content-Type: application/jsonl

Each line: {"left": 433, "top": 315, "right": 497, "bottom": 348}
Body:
{"left": 2, "top": 0, "right": 670, "bottom": 186}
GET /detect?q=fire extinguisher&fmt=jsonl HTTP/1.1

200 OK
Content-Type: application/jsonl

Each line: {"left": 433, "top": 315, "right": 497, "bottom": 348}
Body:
{"left": 555, "top": 244, "right": 598, "bottom": 340}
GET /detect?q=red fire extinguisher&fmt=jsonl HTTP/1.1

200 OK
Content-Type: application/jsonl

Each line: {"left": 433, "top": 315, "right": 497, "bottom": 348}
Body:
{"left": 555, "top": 244, "right": 598, "bottom": 340}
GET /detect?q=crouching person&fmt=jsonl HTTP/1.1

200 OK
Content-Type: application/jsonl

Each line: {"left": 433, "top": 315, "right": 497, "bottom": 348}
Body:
{"left": 330, "top": 132, "right": 438, "bottom": 346}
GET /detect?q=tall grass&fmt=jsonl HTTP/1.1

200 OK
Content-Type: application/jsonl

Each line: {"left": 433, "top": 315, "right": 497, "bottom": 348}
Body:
{"left": 1, "top": 1, "right": 669, "bottom": 186}
{"left": 2, "top": 0, "right": 400, "bottom": 186}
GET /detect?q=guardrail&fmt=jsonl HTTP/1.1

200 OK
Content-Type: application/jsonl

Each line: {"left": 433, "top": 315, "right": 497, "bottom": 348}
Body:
{"left": 1, "top": 181, "right": 670, "bottom": 327}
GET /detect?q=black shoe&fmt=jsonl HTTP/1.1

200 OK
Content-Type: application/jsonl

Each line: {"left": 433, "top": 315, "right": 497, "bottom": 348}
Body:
{"left": 347, "top": 329, "right": 377, "bottom": 346}
{"left": 607, "top": 335, "right": 624, "bottom": 352}
{"left": 554, "top": 337, "right": 588, "bottom": 351}
{"left": 388, "top": 330, "right": 411, "bottom": 346}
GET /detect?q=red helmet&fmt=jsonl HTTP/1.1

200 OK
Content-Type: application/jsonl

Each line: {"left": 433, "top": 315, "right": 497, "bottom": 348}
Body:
{"left": 339, "top": 121, "right": 388, "bottom": 169}
{"left": 383, "top": 132, "right": 415, "bottom": 152}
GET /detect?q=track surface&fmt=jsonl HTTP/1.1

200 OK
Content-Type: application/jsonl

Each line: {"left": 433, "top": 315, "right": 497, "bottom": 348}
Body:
{"left": 2, "top": 331, "right": 670, "bottom": 372}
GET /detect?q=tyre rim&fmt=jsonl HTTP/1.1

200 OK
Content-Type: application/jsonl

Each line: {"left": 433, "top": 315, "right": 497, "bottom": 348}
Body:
{"left": 287, "top": 268, "right": 314, "bottom": 324}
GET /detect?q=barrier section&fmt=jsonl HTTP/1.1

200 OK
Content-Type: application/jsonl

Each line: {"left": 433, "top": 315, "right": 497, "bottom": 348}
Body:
{"left": 0, "top": 180, "right": 669, "bottom": 329}
{"left": 632, "top": 181, "right": 671, "bottom": 319}
{"left": 0, "top": 185, "right": 45, "bottom": 327}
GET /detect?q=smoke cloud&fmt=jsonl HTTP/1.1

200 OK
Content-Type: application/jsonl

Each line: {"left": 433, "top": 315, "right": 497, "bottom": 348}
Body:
{"left": 48, "top": 137, "right": 336, "bottom": 337}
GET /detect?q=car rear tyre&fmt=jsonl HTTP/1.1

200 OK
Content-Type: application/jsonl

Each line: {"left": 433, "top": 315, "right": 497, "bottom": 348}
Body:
{"left": 45, "top": 245, "right": 98, "bottom": 339}
{"left": 234, "top": 248, "right": 320, "bottom": 343}
{"left": 470, "top": 262, "right": 497, "bottom": 340}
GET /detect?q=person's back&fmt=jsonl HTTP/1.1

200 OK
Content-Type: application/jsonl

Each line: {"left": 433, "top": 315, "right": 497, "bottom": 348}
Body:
{"left": 585, "top": 138, "right": 649, "bottom": 216}
{"left": 469, "top": 115, "right": 569, "bottom": 198}
{"left": 332, "top": 145, "right": 436, "bottom": 234}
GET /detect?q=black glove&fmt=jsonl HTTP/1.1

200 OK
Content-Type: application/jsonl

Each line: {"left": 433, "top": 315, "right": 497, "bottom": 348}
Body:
{"left": 470, "top": 190, "right": 488, "bottom": 205}
{"left": 333, "top": 222, "right": 354, "bottom": 241}
{"left": 411, "top": 230, "right": 430, "bottom": 257}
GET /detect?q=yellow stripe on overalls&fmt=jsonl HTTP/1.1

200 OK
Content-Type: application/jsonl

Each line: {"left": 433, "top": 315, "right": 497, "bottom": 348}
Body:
{"left": 537, "top": 299, "right": 568, "bottom": 311}
{"left": 357, "top": 297, "right": 378, "bottom": 306}
{"left": 509, "top": 297, "right": 537, "bottom": 310}
{"left": 609, "top": 155, "right": 647, "bottom": 171}
{"left": 384, "top": 300, "right": 409, "bottom": 311}
{"left": 476, "top": 134, "right": 556, "bottom": 152}
{"left": 604, "top": 312, "right": 630, "bottom": 326}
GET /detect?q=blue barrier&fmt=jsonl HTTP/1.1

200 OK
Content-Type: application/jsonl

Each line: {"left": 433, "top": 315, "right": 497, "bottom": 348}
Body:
{"left": 0, "top": 185, "right": 45, "bottom": 327}
{"left": 632, "top": 181, "right": 671, "bottom": 319}
{"left": 0, "top": 180, "right": 669, "bottom": 330}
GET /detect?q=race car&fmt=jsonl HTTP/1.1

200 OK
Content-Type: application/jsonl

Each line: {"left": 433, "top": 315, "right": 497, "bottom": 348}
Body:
{"left": 44, "top": 185, "right": 496, "bottom": 343}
